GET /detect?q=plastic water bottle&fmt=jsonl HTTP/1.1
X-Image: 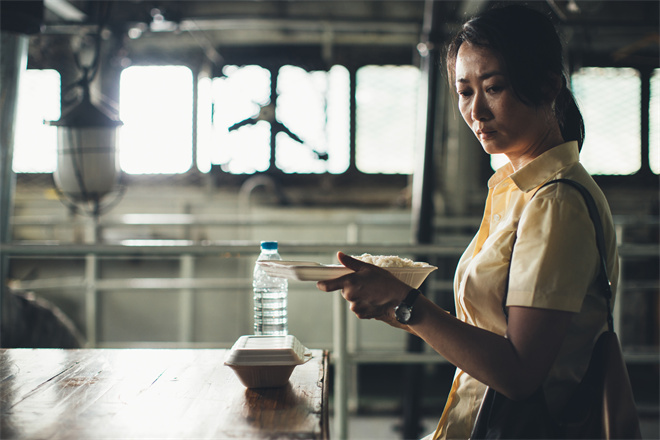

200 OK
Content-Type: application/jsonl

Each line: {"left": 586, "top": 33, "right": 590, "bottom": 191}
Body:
{"left": 253, "top": 241, "right": 288, "bottom": 335}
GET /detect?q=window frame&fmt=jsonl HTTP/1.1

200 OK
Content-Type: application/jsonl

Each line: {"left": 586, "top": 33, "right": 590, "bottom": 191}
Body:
{"left": 16, "top": 61, "right": 657, "bottom": 192}
{"left": 479, "top": 62, "right": 659, "bottom": 188}
{"left": 566, "top": 59, "right": 658, "bottom": 188}
{"left": 15, "top": 39, "right": 420, "bottom": 191}
{"left": 203, "top": 59, "right": 418, "bottom": 189}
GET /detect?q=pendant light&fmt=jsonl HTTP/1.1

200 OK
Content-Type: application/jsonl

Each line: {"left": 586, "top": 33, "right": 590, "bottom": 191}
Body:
{"left": 46, "top": 24, "right": 124, "bottom": 217}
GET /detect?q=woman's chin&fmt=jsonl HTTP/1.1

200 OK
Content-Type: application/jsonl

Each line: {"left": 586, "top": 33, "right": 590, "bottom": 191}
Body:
{"left": 481, "top": 144, "right": 506, "bottom": 157}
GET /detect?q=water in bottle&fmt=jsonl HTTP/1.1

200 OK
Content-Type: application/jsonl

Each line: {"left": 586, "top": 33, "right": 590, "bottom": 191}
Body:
{"left": 253, "top": 241, "right": 288, "bottom": 335}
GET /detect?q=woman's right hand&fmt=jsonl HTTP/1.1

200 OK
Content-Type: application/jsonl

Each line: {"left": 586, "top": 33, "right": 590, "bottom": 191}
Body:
{"left": 316, "top": 252, "right": 412, "bottom": 323}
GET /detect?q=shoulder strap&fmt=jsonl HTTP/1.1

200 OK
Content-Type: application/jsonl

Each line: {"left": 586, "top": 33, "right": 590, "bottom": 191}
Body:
{"left": 533, "top": 179, "right": 614, "bottom": 332}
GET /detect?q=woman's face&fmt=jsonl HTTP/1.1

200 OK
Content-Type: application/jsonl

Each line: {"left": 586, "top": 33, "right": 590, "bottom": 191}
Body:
{"left": 454, "top": 43, "right": 560, "bottom": 169}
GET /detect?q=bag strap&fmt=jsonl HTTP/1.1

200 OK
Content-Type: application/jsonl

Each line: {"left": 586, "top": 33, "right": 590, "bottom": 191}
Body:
{"left": 504, "top": 178, "right": 614, "bottom": 332}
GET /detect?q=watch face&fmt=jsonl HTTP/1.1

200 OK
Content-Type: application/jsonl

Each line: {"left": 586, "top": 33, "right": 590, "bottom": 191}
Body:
{"left": 395, "top": 304, "right": 412, "bottom": 324}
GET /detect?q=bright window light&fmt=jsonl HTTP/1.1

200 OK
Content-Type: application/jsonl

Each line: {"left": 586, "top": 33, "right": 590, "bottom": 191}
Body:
{"left": 356, "top": 65, "right": 421, "bottom": 174}
{"left": 572, "top": 67, "right": 641, "bottom": 175}
{"left": 197, "top": 65, "right": 271, "bottom": 174}
{"left": 198, "top": 65, "right": 350, "bottom": 175}
{"left": 650, "top": 69, "right": 659, "bottom": 174}
{"left": 197, "top": 76, "right": 213, "bottom": 173}
{"left": 12, "top": 69, "right": 60, "bottom": 173}
{"left": 119, "top": 66, "right": 193, "bottom": 174}
{"left": 490, "top": 153, "right": 508, "bottom": 170}
{"left": 275, "top": 65, "right": 350, "bottom": 174}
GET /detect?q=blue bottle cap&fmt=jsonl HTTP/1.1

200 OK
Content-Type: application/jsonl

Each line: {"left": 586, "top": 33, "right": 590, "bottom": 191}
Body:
{"left": 260, "top": 241, "right": 278, "bottom": 250}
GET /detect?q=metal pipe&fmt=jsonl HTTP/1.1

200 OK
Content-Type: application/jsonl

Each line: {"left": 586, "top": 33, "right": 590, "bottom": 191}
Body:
{"left": 0, "top": 33, "right": 27, "bottom": 244}
{"left": 4, "top": 242, "right": 654, "bottom": 258}
{"left": 404, "top": 0, "right": 445, "bottom": 435}
{"left": 43, "top": 18, "right": 420, "bottom": 36}
{"left": 179, "top": 254, "right": 195, "bottom": 343}
{"left": 84, "top": 253, "right": 98, "bottom": 346}
{"left": 333, "top": 287, "right": 348, "bottom": 440}
{"left": 0, "top": 242, "right": 468, "bottom": 257}
{"left": 12, "top": 213, "right": 482, "bottom": 227}
{"left": 1, "top": 31, "right": 29, "bottom": 348}
{"left": 11, "top": 213, "right": 656, "bottom": 228}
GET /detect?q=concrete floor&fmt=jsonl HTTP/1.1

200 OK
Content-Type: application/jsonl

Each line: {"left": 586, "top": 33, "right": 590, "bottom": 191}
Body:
{"left": 330, "top": 416, "right": 438, "bottom": 440}
{"left": 330, "top": 414, "right": 660, "bottom": 440}
{"left": 330, "top": 364, "right": 659, "bottom": 440}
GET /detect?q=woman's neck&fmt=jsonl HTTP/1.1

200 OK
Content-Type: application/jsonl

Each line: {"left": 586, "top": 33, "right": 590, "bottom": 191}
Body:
{"left": 506, "top": 125, "right": 565, "bottom": 171}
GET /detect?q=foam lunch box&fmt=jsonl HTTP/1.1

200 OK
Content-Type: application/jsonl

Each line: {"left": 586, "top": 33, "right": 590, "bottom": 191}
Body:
{"left": 224, "top": 335, "right": 313, "bottom": 388}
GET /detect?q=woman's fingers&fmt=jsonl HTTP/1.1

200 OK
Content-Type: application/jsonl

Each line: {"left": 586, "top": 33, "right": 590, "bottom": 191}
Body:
{"left": 316, "top": 251, "right": 377, "bottom": 292}
{"left": 315, "top": 251, "right": 408, "bottom": 322}
{"left": 336, "top": 251, "right": 367, "bottom": 270}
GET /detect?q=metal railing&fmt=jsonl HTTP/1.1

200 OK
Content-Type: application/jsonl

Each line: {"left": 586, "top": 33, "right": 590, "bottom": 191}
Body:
{"left": 3, "top": 215, "right": 658, "bottom": 439}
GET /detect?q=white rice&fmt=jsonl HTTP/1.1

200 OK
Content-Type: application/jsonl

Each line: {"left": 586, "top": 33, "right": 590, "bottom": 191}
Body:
{"left": 352, "top": 253, "right": 428, "bottom": 267}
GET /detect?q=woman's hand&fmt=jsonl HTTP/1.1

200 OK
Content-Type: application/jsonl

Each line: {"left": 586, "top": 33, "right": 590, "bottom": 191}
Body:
{"left": 316, "top": 252, "right": 412, "bottom": 326}
{"left": 317, "top": 252, "right": 575, "bottom": 399}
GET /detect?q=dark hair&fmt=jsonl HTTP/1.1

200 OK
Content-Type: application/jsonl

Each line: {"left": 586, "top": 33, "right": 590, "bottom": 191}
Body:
{"left": 446, "top": 5, "right": 585, "bottom": 150}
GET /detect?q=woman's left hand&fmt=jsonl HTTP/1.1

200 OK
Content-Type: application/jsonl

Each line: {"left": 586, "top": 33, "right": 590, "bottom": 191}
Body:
{"left": 316, "top": 252, "right": 412, "bottom": 325}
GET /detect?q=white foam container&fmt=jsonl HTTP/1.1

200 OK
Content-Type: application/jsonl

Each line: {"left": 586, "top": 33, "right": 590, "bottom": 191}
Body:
{"left": 385, "top": 266, "right": 438, "bottom": 288}
{"left": 224, "top": 335, "right": 312, "bottom": 388}
{"left": 258, "top": 261, "right": 437, "bottom": 288}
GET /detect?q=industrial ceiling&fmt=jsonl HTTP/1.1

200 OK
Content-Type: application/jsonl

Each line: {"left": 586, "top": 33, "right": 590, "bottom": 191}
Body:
{"left": 28, "top": 0, "right": 659, "bottom": 72}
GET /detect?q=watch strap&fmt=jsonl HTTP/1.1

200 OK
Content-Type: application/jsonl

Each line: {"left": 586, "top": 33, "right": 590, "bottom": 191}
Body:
{"left": 402, "top": 288, "right": 421, "bottom": 307}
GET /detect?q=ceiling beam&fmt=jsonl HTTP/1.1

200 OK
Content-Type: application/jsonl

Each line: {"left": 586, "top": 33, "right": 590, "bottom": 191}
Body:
{"left": 44, "top": 0, "right": 86, "bottom": 22}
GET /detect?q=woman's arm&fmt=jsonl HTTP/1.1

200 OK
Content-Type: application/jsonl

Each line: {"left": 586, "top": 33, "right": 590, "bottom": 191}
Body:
{"left": 407, "top": 296, "right": 573, "bottom": 400}
{"left": 317, "top": 252, "right": 574, "bottom": 400}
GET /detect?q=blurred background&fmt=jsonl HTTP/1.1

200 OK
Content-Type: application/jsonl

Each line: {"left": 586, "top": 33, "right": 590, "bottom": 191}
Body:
{"left": 1, "top": 1, "right": 658, "bottom": 438}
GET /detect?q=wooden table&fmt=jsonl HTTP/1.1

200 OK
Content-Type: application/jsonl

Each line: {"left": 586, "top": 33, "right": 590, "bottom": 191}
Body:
{"left": 0, "top": 348, "right": 328, "bottom": 439}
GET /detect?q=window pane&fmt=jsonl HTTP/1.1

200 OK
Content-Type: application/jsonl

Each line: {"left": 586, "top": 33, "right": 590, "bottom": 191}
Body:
{"left": 650, "top": 69, "right": 659, "bottom": 175}
{"left": 356, "top": 65, "right": 421, "bottom": 174}
{"left": 572, "top": 67, "right": 641, "bottom": 175}
{"left": 197, "top": 76, "right": 213, "bottom": 173}
{"left": 490, "top": 154, "right": 508, "bottom": 170}
{"left": 198, "top": 65, "right": 271, "bottom": 174}
{"left": 119, "top": 66, "right": 193, "bottom": 174}
{"left": 13, "top": 69, "right": 60, "bottom": 173}
{"left": 276, "top": 65, "right": 350, "bottom": 174}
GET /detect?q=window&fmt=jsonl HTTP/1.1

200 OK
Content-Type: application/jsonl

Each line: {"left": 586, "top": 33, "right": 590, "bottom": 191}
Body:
{"left": 119, "top": 65, "right": 193, "bottom": 174}
{"left": 572, "top": 67, "right": 641, "bottom": 175}
{"left": 492, "top": 67, "right": 653, "bottom": 175}
{"left": 650, "top": 69, "right": 659, "bottom": 174}
{"left": 275, "top": 65, "right": 350, "bottom": 174}
{"left": 199, "top": 64, "right": 420, "bottom": 175}
{"left": 356, "top": 65, "right": 421, "bottom": 174}
{"left": 12, "top": 69, "right": 60, "bottom": 173}
{"left": 21, "top": 65, "right": 651, "bottom": 177}
{"left": 198, "top": 65, "right": 271, "bottom": 174}
{"left": 490, "top": 154, "right": 508, "bottom": 171}
{"left": 15, "top": 64, "right": 420, "bottom": 177}
{"left": 198, "top": 65, "right": 350, "bottom": 174}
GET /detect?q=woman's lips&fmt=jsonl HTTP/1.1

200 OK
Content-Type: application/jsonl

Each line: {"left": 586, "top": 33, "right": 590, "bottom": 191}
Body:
{"left": 477, "top": 129, "right": 496, "bottom": 140}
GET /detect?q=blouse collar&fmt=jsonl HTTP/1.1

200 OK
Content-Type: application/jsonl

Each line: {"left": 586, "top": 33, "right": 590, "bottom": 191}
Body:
{"left": 487, "top": 141, "right": 580, "bottom": 192}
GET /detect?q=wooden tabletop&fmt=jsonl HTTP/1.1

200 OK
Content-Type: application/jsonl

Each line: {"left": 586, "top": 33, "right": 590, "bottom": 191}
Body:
{"left": 0, "top": 348, "right": 328, "bottom": 439}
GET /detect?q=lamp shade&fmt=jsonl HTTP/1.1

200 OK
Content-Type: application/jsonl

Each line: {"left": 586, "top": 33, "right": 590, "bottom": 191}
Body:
{"left": 48, "top": 92, "right": 123, "bottom": 202}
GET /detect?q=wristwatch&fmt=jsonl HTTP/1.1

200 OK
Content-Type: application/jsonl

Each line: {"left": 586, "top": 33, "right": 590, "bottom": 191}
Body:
{"left": 394, "top": 288, "right": 421, "bottom": 324}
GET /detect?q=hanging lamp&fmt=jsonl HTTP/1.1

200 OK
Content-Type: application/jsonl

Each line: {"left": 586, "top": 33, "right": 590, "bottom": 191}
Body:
{"left": 47, "top": 70, "right": 123, "bottom": 215}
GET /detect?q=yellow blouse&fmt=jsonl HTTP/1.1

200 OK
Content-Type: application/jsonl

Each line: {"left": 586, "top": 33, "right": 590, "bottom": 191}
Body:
{"left": 433, "top": 141, "right": 619, "bottom": 439}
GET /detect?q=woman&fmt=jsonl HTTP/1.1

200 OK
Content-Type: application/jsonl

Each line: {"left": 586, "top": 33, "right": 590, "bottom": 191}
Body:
{"left": 316, "top": 5, "right": 619, "bottom": 439}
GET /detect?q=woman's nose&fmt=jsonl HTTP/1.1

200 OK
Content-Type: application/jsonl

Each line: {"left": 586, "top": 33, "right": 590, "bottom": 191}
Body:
{"left": 471, "top": 91, "right": 492, "bottom": 121}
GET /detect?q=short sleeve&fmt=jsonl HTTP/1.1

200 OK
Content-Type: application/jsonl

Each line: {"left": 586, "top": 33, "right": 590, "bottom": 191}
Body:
{"left": 506, "top": 184, "right": 600, "bottom": 312}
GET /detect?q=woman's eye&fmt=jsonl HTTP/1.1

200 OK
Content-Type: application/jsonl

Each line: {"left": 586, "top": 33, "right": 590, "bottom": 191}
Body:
{"left": 457, "top": 89, "right": 472, "bottom": 97}
{"left": 486, "top": 85, "right": 504, "bottom": 93}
